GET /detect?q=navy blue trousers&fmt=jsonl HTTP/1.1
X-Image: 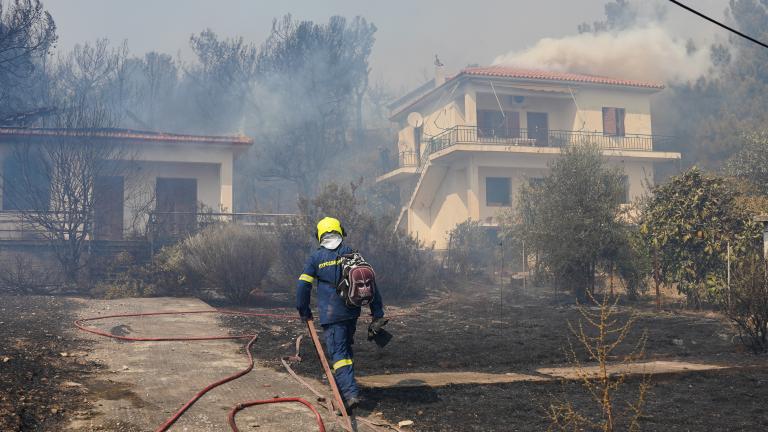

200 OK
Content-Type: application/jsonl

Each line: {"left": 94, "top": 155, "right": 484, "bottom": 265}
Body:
{"left": 322, "top": 318, "right": 359, "bottom": 401}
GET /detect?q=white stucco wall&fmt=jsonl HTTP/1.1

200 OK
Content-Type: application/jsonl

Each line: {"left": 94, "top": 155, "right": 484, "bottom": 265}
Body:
{"left": 409, "top": 150, "right": 664, "bottom": 250}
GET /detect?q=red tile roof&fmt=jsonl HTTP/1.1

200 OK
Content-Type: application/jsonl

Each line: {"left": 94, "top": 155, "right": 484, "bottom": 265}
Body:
{"left": 0, "top": 127, "right": 253, "bottom": 146}
{"left": 462, "top": 66, "right": 665, "bottom": 90}
{"left": 390, "top": 66, "right": 664, "bottom": 119}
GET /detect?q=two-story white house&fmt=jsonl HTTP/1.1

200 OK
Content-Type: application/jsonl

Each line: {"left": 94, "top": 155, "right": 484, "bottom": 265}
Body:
{"left": 377, "top": 65, "right": 681, "bottom": 250}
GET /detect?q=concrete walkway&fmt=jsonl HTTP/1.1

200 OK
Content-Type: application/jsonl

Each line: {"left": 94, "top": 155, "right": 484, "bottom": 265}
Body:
{"left": 358, "top": 361, "right": 729, "bottom": 389}
{"left": 67, "top": 297, "right": 344, "bottom": 432}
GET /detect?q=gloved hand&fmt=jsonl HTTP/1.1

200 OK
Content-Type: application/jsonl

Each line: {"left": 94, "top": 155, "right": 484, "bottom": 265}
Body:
{"left": 300, "top": 312, "right": 313, "bottom": 322}
{"left": 367, "top": 317, "right": 389, "bottom": 341}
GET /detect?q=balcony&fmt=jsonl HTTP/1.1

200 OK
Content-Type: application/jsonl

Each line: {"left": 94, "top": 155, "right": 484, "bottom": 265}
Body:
{"left": 397, "top": 126, "right": 670, "bottom": 168}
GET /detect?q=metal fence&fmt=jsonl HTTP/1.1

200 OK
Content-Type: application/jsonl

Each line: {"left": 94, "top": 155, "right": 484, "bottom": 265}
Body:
{"left": 0, "top": 210, "right": 300, "bottom": 243}
{"left": 147, "top": 211, "right": 301, "bottom": 242}
{"left": 0, "top": 210, "right": 87, "bottom": 241}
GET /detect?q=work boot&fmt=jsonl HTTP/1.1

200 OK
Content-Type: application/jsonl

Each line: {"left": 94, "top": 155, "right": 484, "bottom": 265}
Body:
{"left": 345, "top": 396, "right": 361, "bottom": 411}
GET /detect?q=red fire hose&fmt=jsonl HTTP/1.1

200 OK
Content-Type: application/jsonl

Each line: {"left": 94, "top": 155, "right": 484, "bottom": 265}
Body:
{"left": 228, "top": 397, "right": 326, "bottom": 432}
{"left": 74, "top": 310, "right": 328, "bottom": 432}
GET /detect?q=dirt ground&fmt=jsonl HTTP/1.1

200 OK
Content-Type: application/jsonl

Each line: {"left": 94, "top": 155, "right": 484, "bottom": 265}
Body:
{"left": 0, "top": 296, "right": 97, "bottom": 431}
{"left": 221, "top": 284, "right": 768, "bottom": 431}
{"left": 2, "top": 284, "right": 767, "bottom": 431}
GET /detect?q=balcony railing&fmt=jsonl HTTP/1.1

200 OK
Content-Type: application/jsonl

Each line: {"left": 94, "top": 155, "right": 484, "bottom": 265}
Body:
{"left": 396, "top": 126, "right": 668, "bottom": 169}
{"left": 399, "top": 151, "right": 419, "bottom": 167}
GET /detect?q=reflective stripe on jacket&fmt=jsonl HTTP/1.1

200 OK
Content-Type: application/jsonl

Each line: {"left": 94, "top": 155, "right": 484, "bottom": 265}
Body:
{"left": 296, "top": 243, "right": 384, "bottom": 325}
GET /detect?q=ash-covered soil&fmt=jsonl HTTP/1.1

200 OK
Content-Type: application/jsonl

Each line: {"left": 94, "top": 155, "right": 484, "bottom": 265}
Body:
{"left": 220, "top": 284, "right": 768, "bottom": 431}
{"left": 0, "top": 295, "right": 97, "bottom": 431}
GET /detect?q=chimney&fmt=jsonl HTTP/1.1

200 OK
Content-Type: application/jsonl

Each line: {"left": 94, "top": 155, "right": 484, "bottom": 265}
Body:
{"left": 434, "top": 54, "right": 445, "bottom": 86}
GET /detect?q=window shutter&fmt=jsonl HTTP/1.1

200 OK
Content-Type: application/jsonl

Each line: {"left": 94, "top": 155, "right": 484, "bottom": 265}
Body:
{"left": 616, "top": 108, "right": 626, "bottom": 136}
{"left": 506, "top": 112, "right": 520, "bottom": 138}
{"left": 603, "top": 107, "right": 617, "bottom": 136}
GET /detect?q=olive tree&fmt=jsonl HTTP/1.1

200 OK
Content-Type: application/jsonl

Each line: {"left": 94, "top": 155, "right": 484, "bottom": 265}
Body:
{"left": 514, "top": 144, "right": 627, "bottom": 301}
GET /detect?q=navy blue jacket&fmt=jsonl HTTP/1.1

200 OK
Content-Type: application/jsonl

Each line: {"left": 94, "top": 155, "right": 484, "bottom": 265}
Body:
{"left": 296, "top": 243, "right": 385, "bottom": 325}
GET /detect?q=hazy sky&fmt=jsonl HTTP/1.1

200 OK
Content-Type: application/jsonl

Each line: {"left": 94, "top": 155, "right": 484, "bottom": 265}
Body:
{"left": 45, "top": 0, "right": 730, "bottom": 89}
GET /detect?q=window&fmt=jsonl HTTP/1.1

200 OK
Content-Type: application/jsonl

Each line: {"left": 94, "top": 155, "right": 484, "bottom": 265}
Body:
{"left": 486, "top": 177, "right": 511, "bottom": 206}
{"left": 602, "top": 107, "right": 626, "bottom": 136}
{"left": 619, "top": 175, "right": 630, "bottom": 204}
{"left": 2, "top": 156, "right": 50, "bottom": 211}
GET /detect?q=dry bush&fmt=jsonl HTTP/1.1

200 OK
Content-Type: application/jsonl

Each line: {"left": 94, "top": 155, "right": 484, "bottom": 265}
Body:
{"left": 444, "top": 220, "right": 498, "bottom": 278}
{"left": 0, "top": 251, "right": 58, "bottom": 294}
{"left": 269, "top": 222, "right": 314, "bottom": 289}
{"left": 92, "top": 246, "right": 194, "bottom": 299}
{"left": 547, "top": 293, "right": 650, "bottom": 432}
{"left": 725, "top": 253, "right": 768, "bottom": 353}
{"left": 181, "top": 223, "right": 275, "bottom": 304}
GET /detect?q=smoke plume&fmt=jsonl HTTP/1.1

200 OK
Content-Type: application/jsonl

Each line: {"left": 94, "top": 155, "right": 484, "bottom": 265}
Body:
{"left": 492, "top": 25, "right": 710, "bottom": 84}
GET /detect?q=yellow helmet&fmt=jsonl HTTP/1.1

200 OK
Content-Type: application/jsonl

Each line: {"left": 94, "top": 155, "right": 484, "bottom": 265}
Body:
{"left": 316, "top": 217, "right": 344, "bottom": 242}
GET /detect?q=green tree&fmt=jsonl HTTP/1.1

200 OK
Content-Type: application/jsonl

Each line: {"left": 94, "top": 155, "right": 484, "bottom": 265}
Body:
{"left": 657, "top": 0, "right": 768, "bottom": 168}
{"left": 515, "top": 144, "right": 626, "bottom": 301}
{"left": 724, "top": 131, "right": 768, "bottom": 195}
{"left": 640, "top": 168, "right": 762, "bottom": 306}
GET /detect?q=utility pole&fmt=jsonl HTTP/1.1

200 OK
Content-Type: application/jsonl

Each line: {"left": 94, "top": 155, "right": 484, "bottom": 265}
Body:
{"left": 727, "top": 240, "right": 731, "bottom": 309}
{"left": 522, "top": 239, "right": 526, "bottom": 294}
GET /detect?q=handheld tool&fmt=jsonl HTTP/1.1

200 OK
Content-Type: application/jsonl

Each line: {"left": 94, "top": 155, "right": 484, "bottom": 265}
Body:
{"left": 306, "top": 318, "right": 353, "bottom": 431}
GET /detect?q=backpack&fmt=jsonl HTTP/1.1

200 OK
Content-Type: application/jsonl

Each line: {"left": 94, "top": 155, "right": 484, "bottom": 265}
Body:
{"left": 336, "top": 252, "right": 376, "bottom": 308}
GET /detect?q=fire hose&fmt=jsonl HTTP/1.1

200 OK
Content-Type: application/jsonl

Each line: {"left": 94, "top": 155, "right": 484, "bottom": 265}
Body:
{"left": 74, "top": 309, "right": 399, "bottom": 432}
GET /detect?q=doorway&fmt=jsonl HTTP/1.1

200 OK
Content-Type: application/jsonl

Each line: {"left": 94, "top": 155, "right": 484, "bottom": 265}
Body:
{"left": 94, "top": 176, "right": 125, "bottom": 240}
{"left": 527, "top": 112, "right": 549, "bottom": 146}
{"left": 156, "top": 178, "right": 198, "bottom": 238}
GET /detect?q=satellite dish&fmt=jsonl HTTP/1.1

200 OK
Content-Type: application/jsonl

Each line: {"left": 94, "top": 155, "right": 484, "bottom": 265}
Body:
{"left": 407, "top": 112, "right": 424, "bottom": 128}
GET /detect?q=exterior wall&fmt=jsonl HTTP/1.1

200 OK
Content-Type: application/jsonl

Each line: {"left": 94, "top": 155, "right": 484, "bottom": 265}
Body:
{"left": 397, "top": 84, "right": 467, "bottom": 158}
{"left": 134, "top": 144, "right": 234, "bottom": 212}
{"left": 572, "top": 87, "right": 653, "bottom": 135}
{"left": 411, "top": 151, "right": 658, "bottom": 250}
{"left": 427, "top": 166, "right": 470, "bottom": 247}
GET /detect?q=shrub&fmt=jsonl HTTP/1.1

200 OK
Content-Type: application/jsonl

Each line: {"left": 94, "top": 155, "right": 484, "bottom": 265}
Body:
{"left": 725, "top": 253, "right": 768, "bottom": 353}
{"left": 547, "top": 293, "right": 650, "bottom": 431}
{"left": 0, "top": 251, "right": 58, "bottom": 294}
{"left": 92, "top": 245, "right": 193, "bottom": 299}
{"left": 269, "top": 222, "right": 314, "bottom": 289}
{"left": 181, "top": 224, "right": 276, "bottom": 304}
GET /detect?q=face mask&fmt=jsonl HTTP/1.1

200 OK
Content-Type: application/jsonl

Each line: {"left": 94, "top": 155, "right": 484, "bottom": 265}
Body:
{"left": 320, "top": 232, "right": 343, "bottom": 250}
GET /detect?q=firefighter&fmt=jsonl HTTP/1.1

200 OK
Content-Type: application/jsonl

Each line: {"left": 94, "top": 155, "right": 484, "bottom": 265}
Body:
{"left": 296, "top": 216, "right": 387, "bottom": 410}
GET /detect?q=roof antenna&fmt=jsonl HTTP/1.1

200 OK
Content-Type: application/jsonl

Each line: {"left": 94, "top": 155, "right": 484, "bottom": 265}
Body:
{"left": 434, "top": 54, "right": 446, "bottom": 85}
